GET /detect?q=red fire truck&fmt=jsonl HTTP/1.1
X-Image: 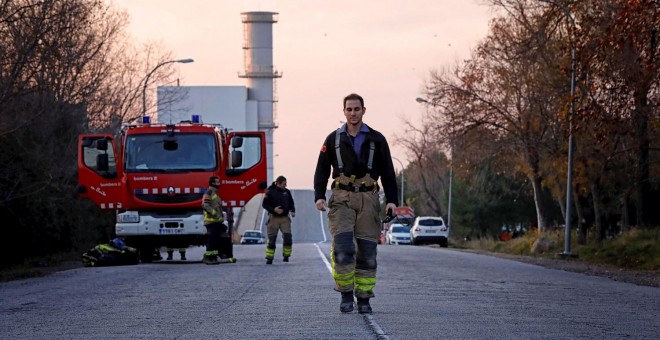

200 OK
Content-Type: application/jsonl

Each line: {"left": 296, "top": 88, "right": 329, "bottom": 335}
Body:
{"left": 380, "top": 206, "right": 415, "bottom": 244}
{"left": 77, "top": 115, "right": 267, "bottom": 259}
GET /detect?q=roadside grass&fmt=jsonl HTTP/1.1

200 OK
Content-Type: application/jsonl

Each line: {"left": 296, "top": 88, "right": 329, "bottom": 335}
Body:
{"left": 456, "top": 228, "right": 660, "bottom": 271}
{"left": 577, "top": 229, "right": 660, "bottom": 270}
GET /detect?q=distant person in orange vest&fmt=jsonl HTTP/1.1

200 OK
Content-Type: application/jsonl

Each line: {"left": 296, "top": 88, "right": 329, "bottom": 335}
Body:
{"left": 262, "top": 176, "right": 296, "bottom": 264}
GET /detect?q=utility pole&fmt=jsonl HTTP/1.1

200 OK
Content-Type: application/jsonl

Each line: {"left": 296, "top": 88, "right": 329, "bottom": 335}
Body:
{"left": 539, "top": 0, "right": 577, "bottom": 256}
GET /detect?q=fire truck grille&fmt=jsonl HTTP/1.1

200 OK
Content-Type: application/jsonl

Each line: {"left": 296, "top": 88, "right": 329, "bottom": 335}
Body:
{"left": 135, "top": 193, "right": 203, "bottom": 204}
{"left": 164, "top": 222, "right": 180, "bottom": 228}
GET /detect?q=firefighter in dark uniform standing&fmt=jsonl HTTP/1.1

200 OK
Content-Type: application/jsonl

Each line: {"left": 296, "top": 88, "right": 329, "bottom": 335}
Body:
{"left": 314, "top": 93, "right": 398, "bottom": 314}
{"left": 202, "top": 176, "right": 235, "bottom": 265}
{"left": 262, "top": 175, "right": 296, "bottom": 264}
{"left": 221, "top": 207, "right": 235, "bottom": 259}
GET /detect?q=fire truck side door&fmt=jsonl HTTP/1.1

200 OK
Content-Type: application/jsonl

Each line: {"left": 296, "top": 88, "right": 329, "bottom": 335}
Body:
{"left": 77, "top": 134, "right": 123, "bottom": 210}
{"left": 224, "top": 132, "right": 267, "bottom": 206}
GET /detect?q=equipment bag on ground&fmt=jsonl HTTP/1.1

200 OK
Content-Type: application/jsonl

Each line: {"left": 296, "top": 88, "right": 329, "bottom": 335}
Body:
{"left": 82, "top": 238, "right": 139, "bottom": 267}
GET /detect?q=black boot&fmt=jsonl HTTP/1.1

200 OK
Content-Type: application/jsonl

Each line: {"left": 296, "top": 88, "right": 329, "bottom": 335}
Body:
{"left": 266, "top": 258, "right": 273, "bottom": 265}
{"left": 357, "top": 298, "right": 372, "bottom": 314}
{"left": 283, "top": 256, "right": 289, "bottom": 262}
{"left": 340, "top": 292, "right": 354, "bottom": 313}
{"left": 203, "top": 254, "right": 219, "bottom": 265}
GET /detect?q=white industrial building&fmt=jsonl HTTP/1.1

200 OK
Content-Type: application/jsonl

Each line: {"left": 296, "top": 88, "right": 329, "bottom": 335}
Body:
{"left": 156, "top": 11, "right": 280, "bottom": 183}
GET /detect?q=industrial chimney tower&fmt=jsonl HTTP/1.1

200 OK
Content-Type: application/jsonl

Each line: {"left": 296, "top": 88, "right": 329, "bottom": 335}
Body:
{"left": 239, "top": 12, "right": 281, "bottom": 184}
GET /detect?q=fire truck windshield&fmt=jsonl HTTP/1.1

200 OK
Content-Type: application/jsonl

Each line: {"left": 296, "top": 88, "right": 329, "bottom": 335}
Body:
{"left": 125, "top": 133, "right": 216, "bottom": 172}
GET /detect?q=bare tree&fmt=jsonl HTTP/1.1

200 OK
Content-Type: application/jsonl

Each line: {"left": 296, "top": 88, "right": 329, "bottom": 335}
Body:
{"left": 0, "top": 0, "right": 180, "bottom": 265}
{"left": 397, "top": 118, "right": 448, "bottom": 217}
{"left": 421, "top": 1, "right": 568, "bottom": 232}
{"left": 576, "top": 0, "right": 659, "bottom": 229}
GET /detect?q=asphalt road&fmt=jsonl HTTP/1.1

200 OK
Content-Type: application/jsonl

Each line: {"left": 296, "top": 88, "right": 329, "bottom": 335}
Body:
{"left": 2, "top": 190, "right": 659, "bottom": 339}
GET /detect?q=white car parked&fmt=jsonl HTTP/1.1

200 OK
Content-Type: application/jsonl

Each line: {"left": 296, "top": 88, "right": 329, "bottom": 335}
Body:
{"left": 410, "top": 216, "right": 449, "bottom": 247}
{"left": 386, "top": 224, "right": 411, "bottom": 245}
{"left": 240, "top": 230, "right": 266, "bottom": 244}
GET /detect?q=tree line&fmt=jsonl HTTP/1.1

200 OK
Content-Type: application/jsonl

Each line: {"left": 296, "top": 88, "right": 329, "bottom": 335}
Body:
{"left": 397, "top": 0, "right": 659, "bottom": 242}
{"left": 0, "top": 0, "right": 180, "bottom": 268}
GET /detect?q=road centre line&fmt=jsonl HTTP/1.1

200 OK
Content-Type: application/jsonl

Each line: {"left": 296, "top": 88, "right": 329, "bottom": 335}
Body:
{"left": 314, "top": 242, "right": 391, "bottom": 339}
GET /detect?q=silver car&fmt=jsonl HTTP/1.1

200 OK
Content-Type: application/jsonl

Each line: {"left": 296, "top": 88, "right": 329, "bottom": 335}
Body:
{"left": 386, "top": 224, "right": 411, "bottom": 245}
{"left": 410, "top": 216, "right": 449, "bottom": 247}
{"left": 240, "top": 230, "right": 265, "bottom": 244}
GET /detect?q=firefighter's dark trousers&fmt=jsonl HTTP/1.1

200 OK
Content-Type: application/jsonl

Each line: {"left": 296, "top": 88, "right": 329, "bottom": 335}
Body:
{"left": 205, "top": 222, "right": 231, "bottom": 258}
{"left": 265, "top": 215, "right": 292, "bottom": 260}
{"left": 328, "top": 188, "right": 380, "bottom": 299}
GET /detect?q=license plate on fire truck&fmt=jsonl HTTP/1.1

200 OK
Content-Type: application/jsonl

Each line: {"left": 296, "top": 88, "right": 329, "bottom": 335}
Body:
{"left": 158, "top": 229, "right": 184, "bottom": 235}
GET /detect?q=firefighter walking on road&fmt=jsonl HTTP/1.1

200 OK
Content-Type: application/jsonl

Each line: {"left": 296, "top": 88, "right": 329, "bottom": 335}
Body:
{"left": 313, "top": 93, "right": 398, "bottom": 314}
{"left": 202, "top": 176, "right": 235, "bottom": 265}
{"left": 262, "top": 175, "right": 296, "bottom": 264}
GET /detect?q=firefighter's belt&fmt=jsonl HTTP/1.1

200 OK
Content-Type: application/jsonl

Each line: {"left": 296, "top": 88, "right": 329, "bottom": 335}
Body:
{"left": 334, "top": 182, "right": 377, "bottom": 192}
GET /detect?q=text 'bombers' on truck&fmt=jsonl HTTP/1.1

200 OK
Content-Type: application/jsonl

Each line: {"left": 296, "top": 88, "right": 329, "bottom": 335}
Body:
{"left": 77, "top": 115, "right": 267, "bottom": 261}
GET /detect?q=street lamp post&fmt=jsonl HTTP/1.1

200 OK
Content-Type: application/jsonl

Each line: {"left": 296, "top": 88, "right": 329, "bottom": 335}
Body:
{"left": 447, "top": 149, "right": 453, "bottom": 230}
{"left": 415, "top": 96, "right": 452, "bottom": 228}
{"left": 141, "top": 58, "right": 194, "bottom": 116}
{"left": 392, "top": 157, "right": 405, "bottom": 206}
{"left": 539, "top": 0, "right": 576, "bottom": 256}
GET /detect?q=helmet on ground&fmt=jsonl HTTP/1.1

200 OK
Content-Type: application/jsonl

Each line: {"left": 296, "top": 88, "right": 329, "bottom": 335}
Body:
{"left": 111, "top": 238, "right": 126, "bottom": 249}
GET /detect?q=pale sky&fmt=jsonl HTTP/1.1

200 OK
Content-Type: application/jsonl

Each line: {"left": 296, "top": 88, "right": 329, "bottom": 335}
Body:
{"left": 111, "top": 0, "right": 494, "bottom": 189}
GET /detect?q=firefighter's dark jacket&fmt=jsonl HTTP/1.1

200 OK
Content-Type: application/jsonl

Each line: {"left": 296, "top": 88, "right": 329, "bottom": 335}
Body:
{"left": 314, "top": 124, "right": 399, "bottom": 205}
{"left": 262, "top": 184, "right": 296, "bottom": 217}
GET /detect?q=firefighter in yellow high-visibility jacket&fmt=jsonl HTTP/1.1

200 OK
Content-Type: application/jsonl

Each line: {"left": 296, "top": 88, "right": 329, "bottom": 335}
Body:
{"left": 202, "top": 176, "right": 235, "bottom": 264}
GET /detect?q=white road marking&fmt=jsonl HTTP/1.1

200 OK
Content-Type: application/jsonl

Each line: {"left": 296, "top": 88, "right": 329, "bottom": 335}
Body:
{"left": 314, "top": 242, "right": 391, "bottom": 339}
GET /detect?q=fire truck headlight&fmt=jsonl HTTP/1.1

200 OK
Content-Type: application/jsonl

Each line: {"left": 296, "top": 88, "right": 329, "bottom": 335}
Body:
{"left": 117, "top": 211, "right": 140, "bottom": 223}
